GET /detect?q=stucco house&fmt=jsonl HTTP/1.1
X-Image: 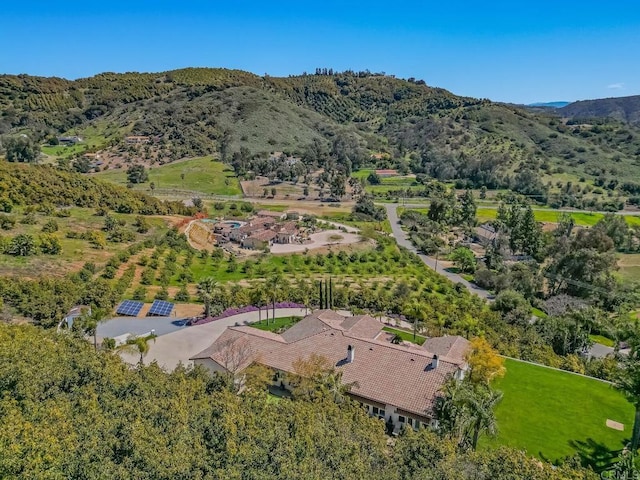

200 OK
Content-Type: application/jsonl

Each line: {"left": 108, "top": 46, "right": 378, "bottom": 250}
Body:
{"left": 191, "top": 310, "right": 470, "bottom": 432}
{"left": 242, "top": 229, "right": 277, "bottom": 249}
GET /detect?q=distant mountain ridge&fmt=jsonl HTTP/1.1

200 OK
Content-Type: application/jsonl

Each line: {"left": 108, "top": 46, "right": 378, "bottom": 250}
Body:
{"left": 559, "top": 95, "right": 640, "bottom": 125}
{"left": 528, "top": 101, "right": 570, "bottom": 108}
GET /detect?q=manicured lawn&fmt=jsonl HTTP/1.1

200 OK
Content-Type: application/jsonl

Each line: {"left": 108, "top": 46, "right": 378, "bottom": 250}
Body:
{"left": 590, "top": 334, "right": 615, "bottom": 347}
{"left": 252, "top": 316, "right": 302, "bottom": 332}
{"left": 483, "top": 358, "right": 634, "bottom": 467}
{"left": 382, "top": 326, "right": 426, "bottom": 345}
{"left": 97, "top": 156, "right": 242, "bottom": 196}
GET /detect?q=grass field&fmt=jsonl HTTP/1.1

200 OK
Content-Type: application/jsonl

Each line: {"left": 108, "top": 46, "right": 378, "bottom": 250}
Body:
{"left": 483, "top": 358, "right": 633, "bottom": 467}
{"left": 252, "top": 316, "right": 302, "bottom": 332}
{"left": 401, "top": 206, "right": 640, "bottom": 227}
{"left": 618, "top": 253, "right": 640, "bottom": 282}
{"left": 97, "top": 157, "right": 242, "bottom": 196}
{"left": 590, "top": 334, "right": 615, "bottom": 347}
{"left": 382, "top": 326, "right": 426, "bottom": 345}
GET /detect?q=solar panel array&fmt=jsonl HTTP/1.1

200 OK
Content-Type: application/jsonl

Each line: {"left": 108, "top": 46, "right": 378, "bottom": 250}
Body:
{"left": 148, "top": 300, "right": 174, "bottom": 317}
{"left": 116, "top": 300, "right": 144, "bottom": 317}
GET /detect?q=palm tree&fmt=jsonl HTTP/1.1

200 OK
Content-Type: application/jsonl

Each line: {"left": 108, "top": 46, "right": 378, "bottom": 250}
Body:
{"left": 197, "top": 277, "right": 219, "bottom": 317}
{"left": 78, "top": 307, "right": 108, "bottom": 351}
{"left": 118, "top": 334, "right": 156, "bottom": 365}
{"left": 266, "top": 273, "right": 283, "bottom": 324}
{"left": 434, "top": 379, "right": 502, "bottom": 450}
{"left": 403, "top": 300, "right": 426, "bottom": 341}
{"left": 616, "top": 354, "right": 640, "bottom": 452}
{"left": 466, "top": 385, "right": 503, "bottom": 450}
{"left": 323, "top": 369, "right": 359, "bottom": 404}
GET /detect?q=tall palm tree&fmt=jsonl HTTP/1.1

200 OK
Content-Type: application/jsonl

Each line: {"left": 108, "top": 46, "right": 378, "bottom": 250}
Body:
{"left": 197, "top": 277, "right": 219, "bottom": 317}
{"left": 118, "top": 334, "right": 156, "bottom": 365}
{"left": 466, "top": 385, "right": 503, "bottom": 450}
{"left": 616, "top": 354, "right": 640, "bottom": 452}
{"left": 267, "top": 273, "right": 283, "bottom": 324}
{"left": 403, "top": 300, "right": 426, "bottom": 341}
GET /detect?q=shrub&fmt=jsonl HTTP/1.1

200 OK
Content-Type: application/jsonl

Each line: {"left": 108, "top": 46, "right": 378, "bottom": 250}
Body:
{"left": 41, "top": 220, "right": 59, "bottom": 233}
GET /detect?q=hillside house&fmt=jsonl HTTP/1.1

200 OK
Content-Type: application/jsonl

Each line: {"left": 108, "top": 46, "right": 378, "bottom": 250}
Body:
{"left": 274, "top": 222, "right": 298, "bottom": 244}
{"left": 57, "top": 136, "right": 82, "bottom": 145}
{"left": 125, "top": 135, "right": 151, "bottom": 144}
{"left": 242, "top": 229, "right": 277, "bottom": 249}
{"left": 191, "top": 310, "right": 469, "bottom": 432}
{"left": 257, "top": 210, "right": 287, "bottom": 220}
{"left": 474, "top": 224, "right": 497, "bottom": 245}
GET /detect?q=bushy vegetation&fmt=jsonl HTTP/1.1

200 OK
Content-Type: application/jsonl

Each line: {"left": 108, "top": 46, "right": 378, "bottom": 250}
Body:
{"left": 0, "top": 322, "right": 599, "bottom": 479}
{"left": 0, "top": 162, "right": 196, "bottom": 215}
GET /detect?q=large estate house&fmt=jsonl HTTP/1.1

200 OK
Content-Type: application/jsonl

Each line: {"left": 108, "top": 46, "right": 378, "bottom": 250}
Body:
{"left": 213, "top": 213, "right": 301, "bottom": 249}
{"left": 191, "top": 310, "right": 470, "bottom": 432}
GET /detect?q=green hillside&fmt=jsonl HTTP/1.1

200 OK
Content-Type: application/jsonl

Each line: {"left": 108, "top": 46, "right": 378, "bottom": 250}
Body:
{"left": 3, "top": 68, "right": 640, "bottom": 206}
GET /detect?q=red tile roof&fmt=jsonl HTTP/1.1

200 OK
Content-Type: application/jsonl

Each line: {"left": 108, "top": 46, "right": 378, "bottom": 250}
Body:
{"left": 192, "top": 311, "right": 468, "bottom": 417}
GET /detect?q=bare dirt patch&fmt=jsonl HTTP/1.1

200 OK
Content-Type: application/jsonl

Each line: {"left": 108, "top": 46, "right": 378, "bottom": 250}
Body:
{"left": 271, "top": 230, "right": 361, "bottom": 254}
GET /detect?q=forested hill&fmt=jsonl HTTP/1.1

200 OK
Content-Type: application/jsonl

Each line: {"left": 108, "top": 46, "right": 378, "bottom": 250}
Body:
{"left": 558, "top": 95, "right": 640, "bottom": 125}
{"left": 2, "top": 67, "right": 640, "bottom": 187}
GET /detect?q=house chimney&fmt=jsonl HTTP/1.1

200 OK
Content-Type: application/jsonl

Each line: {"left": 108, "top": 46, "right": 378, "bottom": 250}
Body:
{"left": 347, "top": 344, "right": 355, "bottom": 363}
{"left": 431, "top": 354, "right": 439, "bottom": 370}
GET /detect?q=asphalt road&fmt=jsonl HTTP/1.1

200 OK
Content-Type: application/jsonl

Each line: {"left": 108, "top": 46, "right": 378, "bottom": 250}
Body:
{"left": 384, "top": 204, "right": 492, "bottom": 300}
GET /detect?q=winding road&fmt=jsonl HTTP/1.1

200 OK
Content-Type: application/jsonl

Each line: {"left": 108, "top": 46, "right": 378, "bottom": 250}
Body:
{"left": 384, "top": 204, "right": 492, "bottom": 300}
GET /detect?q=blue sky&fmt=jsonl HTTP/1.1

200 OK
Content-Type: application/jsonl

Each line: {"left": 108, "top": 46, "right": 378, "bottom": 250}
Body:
{"left": 1, "top": 1, "right": 639, "bottom": 104}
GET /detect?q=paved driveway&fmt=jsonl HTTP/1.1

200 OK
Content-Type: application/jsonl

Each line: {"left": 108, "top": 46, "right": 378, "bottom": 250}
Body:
{"left": 384, "top": 204, "right": 492, "bottom": 300}
{"left": 130, "top": 307, "right": 308, "bottom": 371}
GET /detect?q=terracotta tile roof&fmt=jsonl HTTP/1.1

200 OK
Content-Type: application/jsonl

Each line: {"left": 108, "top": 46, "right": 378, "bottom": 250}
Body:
{"left": 192, "top": 311, "right": 468, "bottom": 417}
{"left": 248, "top": 230, "right": 277, "bottom": 241}
{"left": 422, "top": 336, "right": 470, "bottom": 360}
{"left": 257, "top": 210, "right": 284, "bottom": 218}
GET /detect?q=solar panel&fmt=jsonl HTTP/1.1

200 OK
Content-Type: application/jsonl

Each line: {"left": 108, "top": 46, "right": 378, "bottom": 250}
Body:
{"left": 147, "top": 300, "right": 174, "bottom": 317}
{"left": 116, "top": 300, "right": 144, "bottom": 317}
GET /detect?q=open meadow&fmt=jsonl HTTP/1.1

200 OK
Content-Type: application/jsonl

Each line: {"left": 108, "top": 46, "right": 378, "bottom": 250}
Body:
{"left": 96, "top": 156, "right": 242, "bottom": 196}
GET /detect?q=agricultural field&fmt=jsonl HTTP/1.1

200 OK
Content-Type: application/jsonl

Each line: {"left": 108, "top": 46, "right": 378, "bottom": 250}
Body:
{"left": 400, "top": 206, "right": 640, "bottom": 227}
{"left": 483, "top": 358, "right": 633, "bottom": 467}
{"left": 617, "top": 253, "right": 640, "bottom": 282}
{"left": 0, "top": 207, "right": 170, "bottom": 278}
{"left": 97, "top": 156, "right": 242, "bottom": 196}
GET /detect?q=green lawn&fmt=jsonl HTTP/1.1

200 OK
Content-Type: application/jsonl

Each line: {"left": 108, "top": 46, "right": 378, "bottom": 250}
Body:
{"left": 590, "top": 334, "right": 615, "bottom": 347}
{"left": 97, "top": 156, "right": 242, "bottom": 196}
{"left": 382, "top": 326, "right": 426, "bottom": 345}
{"left": 483, "top": 358, "right": 634, "bottom": 467}
{"left": 531, "top": 307, "right": 548, "bottom": 319}
{"left": 252, "top": 316, "right": 302, "bottom": 332}
{"left": 401, "top": 206, "right": 640, "bottom": 227}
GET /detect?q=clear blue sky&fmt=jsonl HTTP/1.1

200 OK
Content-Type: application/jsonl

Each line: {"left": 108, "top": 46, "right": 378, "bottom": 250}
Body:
{"left": 1, "top": 1, "right": 639, "bottom": 104}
